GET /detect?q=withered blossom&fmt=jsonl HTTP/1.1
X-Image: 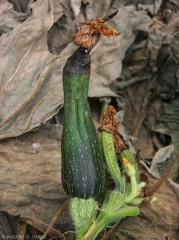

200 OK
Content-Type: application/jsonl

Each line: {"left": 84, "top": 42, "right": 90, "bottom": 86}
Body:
{"left": 98, "top": 105, "right": 127, "bottom": 154}
{"left": 74, "top": 18, "right": 120, "bottom": 48}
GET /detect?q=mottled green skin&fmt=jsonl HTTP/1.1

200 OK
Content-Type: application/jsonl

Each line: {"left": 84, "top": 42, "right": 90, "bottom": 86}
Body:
{"left": 61, "top": 48, "right": 107, "bottom": 200}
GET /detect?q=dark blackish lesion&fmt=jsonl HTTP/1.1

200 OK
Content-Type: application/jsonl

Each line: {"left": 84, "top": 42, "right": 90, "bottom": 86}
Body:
{"left": 63, "top": 47, "right": 91, "bottom": 76}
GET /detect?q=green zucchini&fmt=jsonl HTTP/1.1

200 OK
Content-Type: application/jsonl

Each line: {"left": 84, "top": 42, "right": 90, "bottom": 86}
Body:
{"left": 61, "top": 47, "right": 107, "bottom": 200}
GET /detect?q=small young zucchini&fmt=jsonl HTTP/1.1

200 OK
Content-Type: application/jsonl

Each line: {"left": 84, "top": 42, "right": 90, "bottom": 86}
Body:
{"left": 61, "top": 47, "right": 107, "bottom": 200}
{"left": 120, "top": 150, "right": 140, "bottom": 183}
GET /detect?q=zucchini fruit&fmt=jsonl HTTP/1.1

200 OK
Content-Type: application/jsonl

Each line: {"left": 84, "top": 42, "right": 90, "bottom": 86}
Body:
{"left": 61, "top": 47, "right": 107, "bottom": 200}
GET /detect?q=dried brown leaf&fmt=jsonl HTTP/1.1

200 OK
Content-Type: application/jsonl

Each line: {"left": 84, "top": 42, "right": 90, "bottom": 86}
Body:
{"left": 0, "top": 0, "right": 76, "bottom": 139}
{"left": 89, "top": 6, "right": 151, "bottom": 97}
{"left": 0, "top": 124, "right": 70, "bottom": 231}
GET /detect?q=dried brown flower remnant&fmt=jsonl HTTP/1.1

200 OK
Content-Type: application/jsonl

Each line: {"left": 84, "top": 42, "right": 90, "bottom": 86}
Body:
{"left": 98, "top": 105, "right": 116, "bottom": 133}
{"left": 74, "top": 18, "right": 120, "bottom": 48}
{"left": 98, "top": 105, "right": 127, "bottom": 154}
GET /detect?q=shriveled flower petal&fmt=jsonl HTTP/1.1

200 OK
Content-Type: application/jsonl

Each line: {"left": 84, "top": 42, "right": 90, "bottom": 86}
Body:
{"left": 74, "top": 18, "right": 120, "bottom": 48}
{"left": 74, "top": 23, "right": 97, "bottom": 48}
{"left": 98, "top": 105, "right": 127, "bottom": 154}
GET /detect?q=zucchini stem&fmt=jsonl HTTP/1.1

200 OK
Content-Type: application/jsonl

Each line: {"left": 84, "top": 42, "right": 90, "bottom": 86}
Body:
{"left": 82, "top": 205, "right": 140, "bottom": 240}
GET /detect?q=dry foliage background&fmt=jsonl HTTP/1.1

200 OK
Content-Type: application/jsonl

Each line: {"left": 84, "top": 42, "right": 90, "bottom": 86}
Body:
{"left": 0, "top": 0, "right": 179, "bottom": 239}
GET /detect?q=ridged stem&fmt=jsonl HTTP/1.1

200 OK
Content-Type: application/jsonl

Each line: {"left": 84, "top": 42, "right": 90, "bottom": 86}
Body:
{"left": 129, "top": 196, "right": 158, "bottom": 205}
{"left": 125, "top": 175, "right": 138, "bottom": 203}
{"left": 102, "top": 190, "right": 126, "bottom": 211}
